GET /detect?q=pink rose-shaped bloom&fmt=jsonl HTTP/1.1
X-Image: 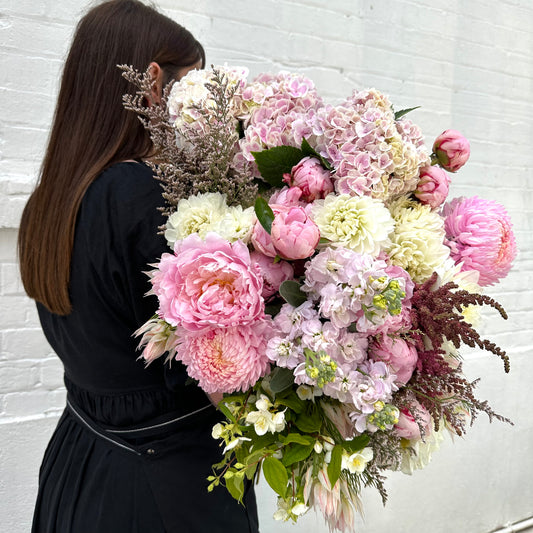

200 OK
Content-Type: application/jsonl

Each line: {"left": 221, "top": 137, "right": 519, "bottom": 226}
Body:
{"left": 283, "top": 156, "right": 334, "bottom": 202}
{"left": 414, "top": 165, "right": 451, "bottom": 209}
{"left": 268, "top": 186, "right": 305, "bottom": 207}
{"left": 433, "top": 129, "right": 470, "bottom": 172}
{"left": 176, "top": 321, "right": 273, "bottom": 393}
{"left": 151, "top": 233, "right": 264, "bottom": 331}
{"left": 394, "top": 400, "right": 432, "bottom": 440}
{"left": 369, "top": 335, "right": 418, "bottom": 385}
{"left": 442, "top": 196, "right": 517, "bottom": 286}
{"left": 250, "top": 251, "right": 294, "bottom": 298}
{"left": 270, "top": 206, "right": 320, "bottom": 260}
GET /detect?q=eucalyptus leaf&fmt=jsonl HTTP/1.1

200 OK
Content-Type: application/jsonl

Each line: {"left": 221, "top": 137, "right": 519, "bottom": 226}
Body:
{"left": 327, "top": 445, "right": 343, "bottom": 488}
{"left": 281, "top": 443, "right": 315, "bottom": 466}
{"left": 279, "top": 280, "right": 307, "bottom": 308}
{"left": 394, "top": 106, "right": 421, "bottom": 120}
{"left": 269, "top": 367, "right": 295, "bottom": 394}
{"left": 252, "top": 146, "right": 305, "bottom": 187}
{"left": 263, "top": 456, "right": 289, "bottom": 497}
{"left": 254, "top": 196, "right": 275, "bottom": 234}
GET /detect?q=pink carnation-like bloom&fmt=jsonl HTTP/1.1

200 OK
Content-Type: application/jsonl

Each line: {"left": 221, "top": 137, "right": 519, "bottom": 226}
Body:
{"left": 414, "top": 165, "right": 451, "bottom": 209}
{"left": 369, "top": 335, "right": 418, "bottom": 385}
{"left": 151, "top": 233, "right": 264, "bottom": 330}
{"left": 442, "top": 196, "right": 517, "bottom": 286}
{"left": 176, "top": 321, "right": 272, "bottom": 393}
{"left": 433, "top": 129, "right": 470, "bottom": 172}
{"left": 250, "top": 251, "right": 294, "bottom": 298}
{"left": 283, "top": 156, "right": 334, "bottom": 202}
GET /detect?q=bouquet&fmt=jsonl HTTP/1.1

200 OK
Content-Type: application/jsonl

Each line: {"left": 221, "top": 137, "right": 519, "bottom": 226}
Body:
{"left": 122, "top": 65, "right": 516, "bottom": 531}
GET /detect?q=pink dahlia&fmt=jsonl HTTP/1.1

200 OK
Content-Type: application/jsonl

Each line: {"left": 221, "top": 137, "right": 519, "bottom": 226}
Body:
{"left": 176, "top": 321, "right": 272, "bottom": 393}
{"left": 442, "top": 196, "right": 517, "bottom": 286}
{"left": 150, "top": 233, "right": 264, "bottom": 330}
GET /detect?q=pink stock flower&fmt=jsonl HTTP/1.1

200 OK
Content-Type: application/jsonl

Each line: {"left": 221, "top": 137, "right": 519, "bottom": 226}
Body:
{"left": 394, "top": 400, "right": 432, "bottom": 440}
{"left": 250, "top": 251, "right": 294, "bottom": 298}
{"left": 414, "top": 165, "right": 451, "bottom": 209}
{"left": 369, "top": 335, "right": 418, "bottom": 385}
{"left": 442, "top": 196, "right": 517, "bottom": 286}
{"left": 270, "top": 206, "right": 320, "bottom": 260}
{"left": 283, "top": 156, "right": 334, "bottom": 202}
{"left": 433, "top": 129, "right": 470, "bottom": 172}
{"left": 151, "top": 233, "right": 264, "bottom": 330}
{"left": 176, "top": 321, "right": 272, "bottom": 393}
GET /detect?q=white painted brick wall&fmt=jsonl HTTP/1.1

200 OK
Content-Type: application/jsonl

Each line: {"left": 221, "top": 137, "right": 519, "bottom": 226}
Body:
{"left": 1, "top": 1, "right": 532, "bottom": 532}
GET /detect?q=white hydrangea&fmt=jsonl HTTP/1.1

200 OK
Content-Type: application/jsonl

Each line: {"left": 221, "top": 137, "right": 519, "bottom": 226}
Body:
{"left": 164, "top": 192, "right": 228, "bottom": 247}
{"left": 311, "top": 194, "right": 395, "bottom": 256}
{"left": 386, "top": 196, "right": 450, "bottom": 283}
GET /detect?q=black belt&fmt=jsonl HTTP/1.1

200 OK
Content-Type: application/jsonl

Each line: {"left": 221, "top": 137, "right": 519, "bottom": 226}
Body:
{"left": 66, "top": 397, "right": 214, "bottom": 456}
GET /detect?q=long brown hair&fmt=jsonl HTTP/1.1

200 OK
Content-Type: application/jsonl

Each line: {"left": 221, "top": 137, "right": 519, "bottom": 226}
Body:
{"left": 18, "top": 0, "right": 204, "bottom": 315}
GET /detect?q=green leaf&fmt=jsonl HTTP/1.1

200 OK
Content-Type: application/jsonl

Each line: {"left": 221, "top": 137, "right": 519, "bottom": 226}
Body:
{"left": 254, "top": 196, "right": 275, "bottom": 234}
{"left": 276, "top": 395, "right": 306, "bottom": 414}
{"left": 264, "top": 300, "right": 284, "bottom": 317}
{"left": 263, "top": 456, "right": 289, "bottom": 497}
{"left": 279, "top": 433, "right": 314, "bottom": 446}
{"left": 218, "top": 402, "right": 236, "bottom": 423}
{"left": 250, "top": 432, "right": 278, "bottom": 450}
{"left": 294, "top": 410, "right": 322, "bottom": 433}
{"left": 225, "top": 473, "right": 245, "bottom": 502}
{"left": 252, "top": 146, "right": 305, "bottom": 187}
{"left": 341, "top": 434, "right": 371, "bottom": 454}
{"left": 279, "top": 280, "right": 307, "bottom": 308}
{"left": 281, "top": 443, "right": 315, "bottom": 466}
{"left": 327, "top": 445, "right": 343, "bottom": 488}
{"left": 269, "top": 367, "right": 295, "bottom": 394}
{"left": 301, "top": 138, "right": 333, "bottom": 170}
{"left": 394, "top": 106, "right": 421, "bottom": 120}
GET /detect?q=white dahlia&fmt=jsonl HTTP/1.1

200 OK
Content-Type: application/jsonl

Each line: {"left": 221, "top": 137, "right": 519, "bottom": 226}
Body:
{"left": 211, "top": 205, "right": 255, "bottom": 243}
{"left": 164, "top": 192, "right": 228, "bottom": 247}
{"left": 386, "top": 196, "right": 450, "bottom": 283}
{"left": 311, "top": 194, "right": 394, "bottom": 256}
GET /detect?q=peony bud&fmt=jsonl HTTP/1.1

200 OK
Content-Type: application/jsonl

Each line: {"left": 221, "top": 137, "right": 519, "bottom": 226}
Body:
{"left": 414, "top": 165, "right": 451, "bottom": 209}
{"left": 432, "top": 129, "right": 470, "bottom": 172}
{"left": 283, "top": 156, "right": 334, "bottom": 202}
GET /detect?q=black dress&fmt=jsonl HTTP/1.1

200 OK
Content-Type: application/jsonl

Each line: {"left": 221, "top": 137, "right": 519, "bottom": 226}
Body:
{"left": 31, "top": 162, "right": 259, "bottom": 533}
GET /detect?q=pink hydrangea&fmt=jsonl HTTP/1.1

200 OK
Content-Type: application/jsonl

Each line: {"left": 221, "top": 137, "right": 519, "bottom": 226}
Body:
{"left": 151, "top": 233, "right": 264, "bottom": 330}
{"left": 442, "top": 196, "right": 517, "bottom": 286}
{"left": 176, "top": 321, "right": 272, "bottom": 393}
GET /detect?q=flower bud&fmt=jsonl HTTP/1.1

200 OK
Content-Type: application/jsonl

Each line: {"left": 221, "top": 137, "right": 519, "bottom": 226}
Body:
{"left": 432, "top": 129, "right": 470, "bottom": 172}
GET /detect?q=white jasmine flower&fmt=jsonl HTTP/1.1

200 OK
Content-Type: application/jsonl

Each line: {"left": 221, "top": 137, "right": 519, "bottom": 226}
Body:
{"left": 222, "top": 436, "right": 251, "bottom": 454}
{"left": 245, "top": 410, "right": 272, "bottom": 436}
{"left": 255, "top": 394, "right": 273, "bottom": 412}
{"left": 386, "top": 196, "right": 450, "bottom": 283}
{"left": 271, "top": 410, "right": 287, "bottom": 433}
{"left": 311, "top": 194, "right": 394, "bottom": 256}
{"left": 341, "top": 447, "right": 374, "bottom": 474}
{"left": 296, "top": 384, "right": 314, "bottom": 401}
{"left": 211, "top": 423, "right": 224, "bottom": 439}
{"left": 164, "top": 192, "right": 228, "bottom": 246}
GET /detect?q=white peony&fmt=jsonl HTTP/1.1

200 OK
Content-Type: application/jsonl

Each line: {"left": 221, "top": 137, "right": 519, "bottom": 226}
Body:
{"left": 386, "top": 196, "right": 450, "bottom": 283}
{"left": 164, "top": 192, "right": 228, "bottom": 247}
{"left": 400, "top": 424, "right": 446, "bottom": 475}
{"left": 311, "top": 194, "right": 395, "bottom": 256}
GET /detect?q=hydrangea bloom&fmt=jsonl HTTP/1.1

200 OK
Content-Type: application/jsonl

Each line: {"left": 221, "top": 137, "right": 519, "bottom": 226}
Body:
{"left": 442, "top": 196, "right": 517, "bottom": 286}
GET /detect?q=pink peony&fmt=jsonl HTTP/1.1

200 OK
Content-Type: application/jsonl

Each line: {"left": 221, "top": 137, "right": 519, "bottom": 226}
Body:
{"left": 433, "top": 129, "right": 470, "bottom": 172}
{"left": 283, "top": 156, "right": 334, "bottom": 202}
{"left": 151, "top": 233, "right": 264, "bottom": 330}
{"left": 369, "top": 335, "right": 418, "bottom": 385}
{"left": 176, "top": 321, "right": 272, "bottom": 393}
{"left": 394, "top": 400, "right": 432, "bottom": 440}
{"left": 414, "top": 165, "right": 451, "bottom": 209}
{"left": 442, "top": 196, "right": 517, "bottom": 286}
{"left": 250, "top": 251, "right": 294, "bottom": 298}
{"left": 270, "top": 206, "right": 320, "bottom": 260}
{"left": 268, "top": 186, "right": 305, "bottom": 207}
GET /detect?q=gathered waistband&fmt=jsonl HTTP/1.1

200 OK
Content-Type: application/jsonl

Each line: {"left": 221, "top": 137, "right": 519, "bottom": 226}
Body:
{"left": 66, "top": 397, "right": 214, "bottom": 456}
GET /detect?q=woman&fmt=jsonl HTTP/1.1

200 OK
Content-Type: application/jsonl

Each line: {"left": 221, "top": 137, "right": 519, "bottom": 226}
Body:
{"left": 18, "top": 1, "right": 258, "bottom": 532}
